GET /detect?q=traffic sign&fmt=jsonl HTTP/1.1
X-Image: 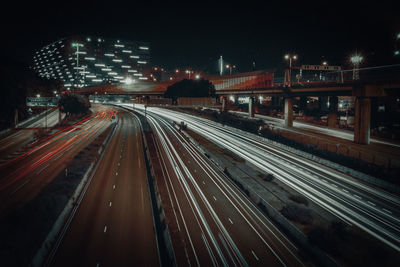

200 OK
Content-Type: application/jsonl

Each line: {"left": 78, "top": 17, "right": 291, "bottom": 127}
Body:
{"left": 26, "top": 97, "right": 59, "bottom": 107}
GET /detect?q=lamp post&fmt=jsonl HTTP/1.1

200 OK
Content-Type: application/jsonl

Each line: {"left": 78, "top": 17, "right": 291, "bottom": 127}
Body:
{"left": 225, "top": 64, "right": 236, "bottom": 75}
{"left": 350, "top": 53, "right": 363, "bottom": 80}
{"left": 185, "top": 69, "right": 192, "bottom": 79}
{"left": 284, "top": 54, "right": 298, "bottom": 87}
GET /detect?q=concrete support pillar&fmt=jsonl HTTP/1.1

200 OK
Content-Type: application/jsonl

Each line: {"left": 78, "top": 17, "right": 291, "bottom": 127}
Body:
{"left": 284, "top": 98, "right": 293, "bottom": 127}
{"left": 327, "top": 113, "right": 338, "bottom": 128}
{"left": 327, "top": 96, "right": 338, "bottom": 128}
{"left": 249, "top": 97, "right": 255, "bottom": 118}
{"left": 221, "top": 97, "right": 226, "bottom": 112}
{"left": 354, "top": 97, "right": 371, "bottom": 145}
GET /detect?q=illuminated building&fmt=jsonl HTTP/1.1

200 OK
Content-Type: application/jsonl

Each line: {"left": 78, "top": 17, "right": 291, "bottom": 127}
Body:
{"left": 32, "top": 36, "right": 150, "bottom": 88}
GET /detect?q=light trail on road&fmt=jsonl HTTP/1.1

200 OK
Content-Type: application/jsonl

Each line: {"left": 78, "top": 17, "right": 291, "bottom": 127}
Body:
{"left": 0, "top": 106, "right": 114, "bottom": 215}
{"left": 129, "top": 104, "right": 400, "bottom": 253}
{"left": 123, "top": 105, "right": 305, "bottom": 266}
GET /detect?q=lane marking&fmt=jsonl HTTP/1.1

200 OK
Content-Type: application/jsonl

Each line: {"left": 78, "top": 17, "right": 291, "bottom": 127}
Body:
{"left": 115, "top": 172, "right": 118, "bottom": 176}
{"left": 228, "top": 218, "right": 233, "bottom": 224}
{"left": 368, "top": 201, "right": 376, "bottom": 206}
{"left": 213, "top": 196, "right": 217, "bottom": 201}
{"left": 382, "top": 208, "right": 392, "bottom": 214}
{"left": 118, "top": 162, "right": 120, "bottom": 166}
{"left": 36, "top": 163, "right": 50, "bottom": 175}
{"left": 354, "top": 194, "right": 362, "bottom": 200}
{"left": 109, "top": 201, "right": 112, "bottom": 207}
{"left": 104, "top": 226, "right": 107, "bottom": 233}
{"left": 113, "top": 184, "right": 116, "bottom": 190}
{"left": 342, "top": 189, "right": 349, "bottom": 193}
{"left": 251, "top": 250, "right": 259, "bottom": 261}
{"left": 202, "top": 181, "right": 205, "bottom": 185}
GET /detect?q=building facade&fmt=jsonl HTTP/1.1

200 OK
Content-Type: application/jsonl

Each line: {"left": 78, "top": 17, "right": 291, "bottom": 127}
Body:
{"left": 33, "top": 36, "right": 150, "bottom": 88}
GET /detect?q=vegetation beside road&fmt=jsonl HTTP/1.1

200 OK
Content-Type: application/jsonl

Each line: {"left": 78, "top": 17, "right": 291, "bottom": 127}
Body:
{"left": 164, "top": 79, "right": 215, "bottom": 104}
{"left": 58, "top": 94, "right": 91, "bottom": 116}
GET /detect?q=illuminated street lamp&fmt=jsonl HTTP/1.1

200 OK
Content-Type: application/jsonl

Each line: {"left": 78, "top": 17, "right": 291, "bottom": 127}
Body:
{"left": 350, "top": 53, "right": 363, "bottom": 80}
{"left": 225, "top": 64, "right": 236, "bottom": 75}
{"left": 185, "top": 69, "right": 192, "bottom": 79}
{"left": 322, "top": 61, "right": 328, "bottom": 66}
{"left": 284, "top": 53, "right": 298, "bottom": 87}
{"left": 124, "top": 77, "right": 134, "bottom": 85}
{"left": 195, "top": 74, "right": 200, "bottom": 79}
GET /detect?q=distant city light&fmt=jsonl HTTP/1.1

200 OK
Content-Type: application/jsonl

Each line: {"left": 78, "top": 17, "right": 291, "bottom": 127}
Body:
{"left": 36, "top": 94, "right": 41, "bottom": 98}
{"left": 124, "top": 77, "right": 134, "bottom": 85}
{"left": 350, "top": 54, "right": 363, "bottom": 65}
{"left": 195, "top": 74, "right": 200, "bottom": 79}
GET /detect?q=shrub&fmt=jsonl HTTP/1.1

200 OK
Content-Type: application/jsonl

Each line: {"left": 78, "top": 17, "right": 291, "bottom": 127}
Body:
{"left": 289, "top": 195, "right": 309, "bottom": 206}
{"left": 281, "top": 204, "right": 313, "bottom": 225}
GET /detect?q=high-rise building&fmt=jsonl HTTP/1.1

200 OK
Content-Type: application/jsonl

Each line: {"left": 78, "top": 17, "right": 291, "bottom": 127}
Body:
{"left": 33, "top": 36, "right": 150, "bottom": 88}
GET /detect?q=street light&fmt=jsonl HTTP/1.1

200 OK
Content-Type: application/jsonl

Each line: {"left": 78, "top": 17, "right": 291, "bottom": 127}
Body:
{"left": 284, "top": 53, "right": 298, "bottom": 87}
{"left": 195, "top": 74, "right": 200, "bottom": 79}
{"left": 185, "top": 69, "right": 192, "bottom": 79}
{"left": 350, "top": 53, "right": 363, "bottom": 80}
{"left": 225, "top": 64, "right": 236, "bottom": 75}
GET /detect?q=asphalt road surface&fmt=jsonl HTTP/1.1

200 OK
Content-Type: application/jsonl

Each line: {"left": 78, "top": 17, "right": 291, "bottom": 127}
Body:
{"left": 123, "top": 105, "right": 305, "bottom": 266}
{"left": 51, "top": 107, "right": 159, "bottom": 267}
{"left": 140, "top": 105, "right": 400, "bottom": 253}
{"left": 0, "top": 107, "right": 113, "bottom": 217}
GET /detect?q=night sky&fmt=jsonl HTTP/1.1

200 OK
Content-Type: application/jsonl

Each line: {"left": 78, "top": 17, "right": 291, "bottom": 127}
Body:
{"left": 2, "top": 0, "right": 399, "bottom": 73}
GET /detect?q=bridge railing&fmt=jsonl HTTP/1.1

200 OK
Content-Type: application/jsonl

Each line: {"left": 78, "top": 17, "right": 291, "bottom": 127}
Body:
{"left": 274, "top": 64, "right": 400, "bottom": 86}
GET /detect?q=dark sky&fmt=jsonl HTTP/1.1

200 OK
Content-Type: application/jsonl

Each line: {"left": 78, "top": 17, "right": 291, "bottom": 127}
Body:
{"left": 2, "top": 0, "right": 399, "bottom": 72}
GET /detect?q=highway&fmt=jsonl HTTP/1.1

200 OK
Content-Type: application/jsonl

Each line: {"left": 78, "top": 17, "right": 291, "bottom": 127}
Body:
{"left": 0, "top": 109, "right": 65, "bottom": 161}
{"left": 229, "top": 110, "right": 400, "bottom": 148}
{"left": 0, "top": 106, "right": 113, "bottom": 217}
{"left": 135, "top": 105, "right": 400, "bottom": 253}
{"left": 50, "top": 107, "right": 159, "bottom": 267}
{"left": 122, "top": 105, "right": 305, "bottom": 266}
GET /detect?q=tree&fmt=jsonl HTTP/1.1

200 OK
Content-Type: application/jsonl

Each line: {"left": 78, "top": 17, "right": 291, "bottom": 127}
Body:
{"left": 164, "top": 79, "right": 215, "bottom": 104}
{"left": 58, "top": 94, "right": 91, "bottom": 116}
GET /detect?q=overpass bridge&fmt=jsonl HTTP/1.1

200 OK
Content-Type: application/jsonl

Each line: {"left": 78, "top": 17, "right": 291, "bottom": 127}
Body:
{"left": 74, "top": 69, "right": 400, "bottom": 145}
